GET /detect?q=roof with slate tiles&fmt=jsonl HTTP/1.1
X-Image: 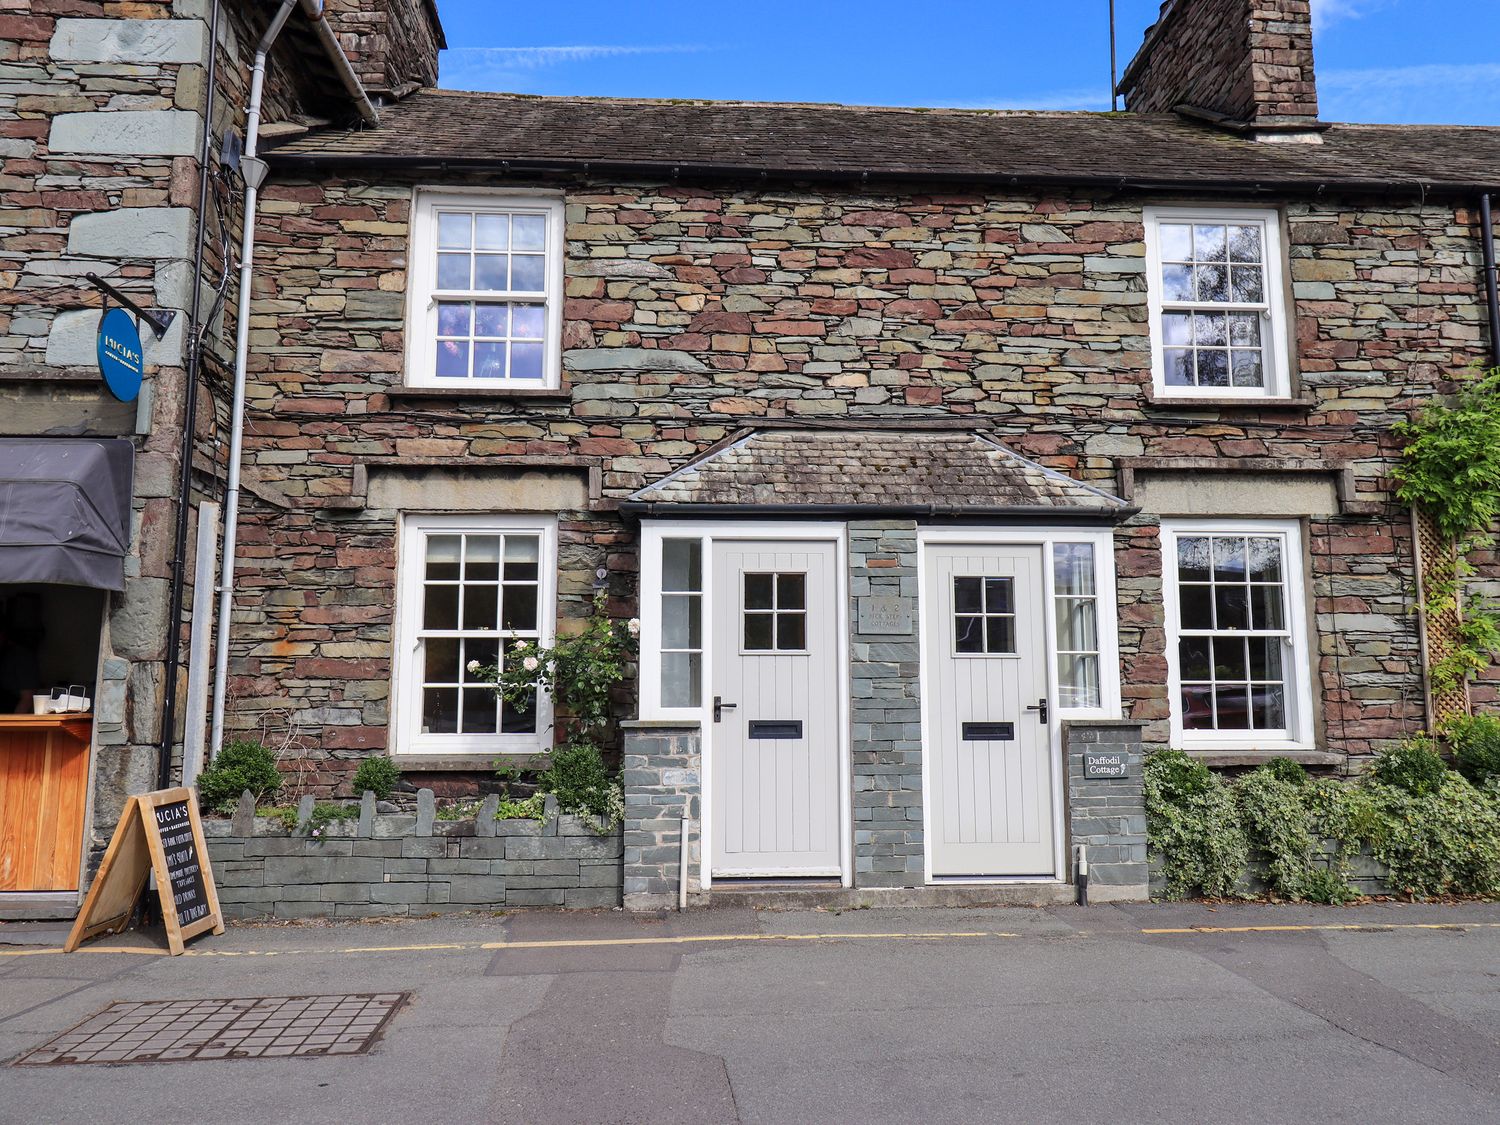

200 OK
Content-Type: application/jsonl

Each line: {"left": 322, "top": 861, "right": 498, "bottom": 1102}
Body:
{"left": 625, "top": 430, "right": 1130, "bottom": 515}
{"left": 269, "top": 89, "right": 1500, "bottom": 193}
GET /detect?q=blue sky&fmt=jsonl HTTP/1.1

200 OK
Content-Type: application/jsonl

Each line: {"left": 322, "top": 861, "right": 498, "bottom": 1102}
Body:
{"left": 433, "top": 0, "right": 1498, "bottom": 126}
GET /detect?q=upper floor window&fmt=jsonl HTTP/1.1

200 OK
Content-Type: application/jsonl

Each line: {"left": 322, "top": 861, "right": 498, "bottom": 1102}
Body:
{"left": 1143, "top": 207, "right": 1290, "bottom": 400}
{"left": 406, "top": 191, "right": 564, "bottom": 388}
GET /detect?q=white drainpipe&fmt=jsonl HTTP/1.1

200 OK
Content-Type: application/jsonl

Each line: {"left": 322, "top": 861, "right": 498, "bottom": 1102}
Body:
{"left": 208, "top": 0, "right": 298, "bottom": 760}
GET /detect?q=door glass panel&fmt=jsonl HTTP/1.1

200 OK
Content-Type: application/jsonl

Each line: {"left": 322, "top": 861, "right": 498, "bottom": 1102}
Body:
{"left": 660, "top": 539, "right": 704, "bottom": 708}
{"left": 743, "top": 571, "right": 809, "bottom": 651}
{"left": 744, "top": 613, "right": 774, "bottom": 650}
{"left": 952, "top": 575, "right": 1015, "bottom": 654}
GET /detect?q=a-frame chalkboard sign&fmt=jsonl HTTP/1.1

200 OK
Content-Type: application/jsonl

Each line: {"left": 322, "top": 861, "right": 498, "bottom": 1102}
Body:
{"left": 65, "top": 787, "right": 224, "bottom": 956}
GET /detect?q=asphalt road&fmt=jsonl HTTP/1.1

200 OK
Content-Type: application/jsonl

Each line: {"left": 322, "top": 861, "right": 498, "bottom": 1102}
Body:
{"left": 2, "top": 900, "right": 1498, "bottom": 1124}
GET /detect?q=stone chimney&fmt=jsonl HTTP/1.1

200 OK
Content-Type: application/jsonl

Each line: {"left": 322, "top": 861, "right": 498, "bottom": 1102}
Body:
{"left": 1117, "top": 0, "right": 1322, "bottom": 141}
{"left": 323, "top": 0, "right": 446, "bottom": 98}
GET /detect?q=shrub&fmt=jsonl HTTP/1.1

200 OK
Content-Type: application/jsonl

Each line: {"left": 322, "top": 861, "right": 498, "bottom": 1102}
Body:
{"left": 1443, "top": 713, "right": 1500, "bottom": 787}
{"left": 351, "top": 756, "right": 401, "bottom": 800}
{"left": 1370, "top": 736, "right": 1449, "bottom": 796}
{"left": 197, "top": 740, "right": 282, "bottom": 814}
{"left": 1367, "top": 774, "right": 1500, "bottom": 898}
{"left": 537, "top": 741, "right": 620, "bottom": 823}
{"left": 1262, "top": 757, "right": 1309, "bottom": 787}
{"left": 1144, "top": 750, "right": 1247, "bottom": 899}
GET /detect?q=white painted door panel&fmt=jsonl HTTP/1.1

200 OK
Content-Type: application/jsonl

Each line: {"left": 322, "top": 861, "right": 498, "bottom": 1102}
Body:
{"left": 711, "top": 541, "right": 840, "bottom": 875}
{"left": 924, "top": 544, "right": 1055, "bottom": 876}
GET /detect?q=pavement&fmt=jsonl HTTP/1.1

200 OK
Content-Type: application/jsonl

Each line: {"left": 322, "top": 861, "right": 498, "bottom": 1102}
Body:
{"left": 1, "top": 900, "right": 1499, "bottom": 1124}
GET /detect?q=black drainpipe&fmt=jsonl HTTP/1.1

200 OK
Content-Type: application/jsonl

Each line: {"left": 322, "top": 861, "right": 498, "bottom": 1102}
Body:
{"left": 1482, "top": 194, "right": 1500, "bottom": 371}
{"left": 156, "top": 0, "right": 220, "bottom": 790}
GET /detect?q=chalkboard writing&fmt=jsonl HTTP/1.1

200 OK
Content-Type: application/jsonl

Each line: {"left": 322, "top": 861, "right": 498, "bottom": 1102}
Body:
{"left": 65, "top": 786, "right": 223, "bottom": 956}
{"left": 153, "top": 799, "right": 210, "bottom": 927}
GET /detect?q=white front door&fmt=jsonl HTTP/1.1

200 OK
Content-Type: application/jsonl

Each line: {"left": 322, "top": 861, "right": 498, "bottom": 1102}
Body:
{"left": 923, "top": 543, "right": 1056, "bottom": 877}
{"left": 710, "top": 540, "right": 841, "bottom": 876}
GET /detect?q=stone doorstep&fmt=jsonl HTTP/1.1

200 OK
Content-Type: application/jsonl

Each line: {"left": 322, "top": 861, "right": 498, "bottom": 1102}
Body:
{"left": 671, "top": 882, "right": 1084, "bottom": 911}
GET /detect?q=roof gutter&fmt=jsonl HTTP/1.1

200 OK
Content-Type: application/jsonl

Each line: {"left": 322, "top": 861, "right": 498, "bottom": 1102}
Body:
{"left": 297, "top": 0, "right": 379, "bottom": 126}
{"left": 263, "top": 150, "right": 1498, "bottom": 200}
{"left": 619, "top": 502, "right": 1139, "bottom": 524}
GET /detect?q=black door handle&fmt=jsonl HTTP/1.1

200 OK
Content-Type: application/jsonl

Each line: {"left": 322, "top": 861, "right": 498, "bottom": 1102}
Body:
{"left": 1026, "top": 698, "right": 1048, "bottom": 724}
{"left": 714, "top": 696, "right": 737, "bottom": 723}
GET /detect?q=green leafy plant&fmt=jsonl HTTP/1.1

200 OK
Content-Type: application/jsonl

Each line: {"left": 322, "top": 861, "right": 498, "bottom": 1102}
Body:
{"left": 258, "top": 805, "right": 299, "bottom": 833}
{"left": 1443, "top": 713, "right": 1500, "bottom": 786}
{"left": 351, "top": 756, "right": 400, "bottom": 801}
{"left": 1394, "top": 366, "right": 1500, "bottom": 540}
{"left": 197, "top": 739, "right": 282, "bottom": 814}
{"left": 1146, "top": 742, "right": 1500, "bottom": 903}
{"left": 305, "top": 802, "right": 358, "bottom": 839}
{"left": 496, "top": 792, "right": 546, "bottom": 821}
{"left": 536, "top": 741, "right": 625, "bottom": 824}
{"left": 1370, "top": 736, "right": 1448, "bottom": 797}
{"left": 1394, "top": 366, "right": 1500, "bottom": 693}
{"left": 473, "top": 592, "right": 637, "bottom": 829}
{"left": 1144, "top": 750, "right": 1248, "bottom": 899}
{"left": 436, "top": 799, "right": 481, "bottom": 821}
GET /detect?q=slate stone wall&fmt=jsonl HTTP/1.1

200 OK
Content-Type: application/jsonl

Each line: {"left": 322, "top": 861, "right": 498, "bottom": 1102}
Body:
{"left": 203, "top": 796, "right": 622, "bottom": 920}
{"left": 622, "top": 721, "right": 701, "bottom": 911}
{"left": 848, "top": 521, "right": 924, "bottom": 886}
{"left": 1063, "top": 720, "right": 1149, "bottom": 902}
{"left": 232, "top": 171, "right": 1494, "bottom": 780}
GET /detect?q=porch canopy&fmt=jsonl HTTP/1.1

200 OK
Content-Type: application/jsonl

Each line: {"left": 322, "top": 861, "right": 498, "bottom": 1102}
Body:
{"left": 0, "top": 438, "right": 134, "bottom": 591}
{"left": 620, "top": 427, "right": 1132, "bottom": 521}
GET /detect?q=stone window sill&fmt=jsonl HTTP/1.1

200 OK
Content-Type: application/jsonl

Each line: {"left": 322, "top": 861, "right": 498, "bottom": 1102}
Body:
{"left": 381, "top": 385, "right": 572, "bottom": 402}
{"left": 1185, "top": 749, "right": 1344, "bottom": 768}
{"left": 389, "top": 752, "right": 552, "bottom": 772}
{"left": 1144, "top": 392, "right": 1317, "bottom": 411}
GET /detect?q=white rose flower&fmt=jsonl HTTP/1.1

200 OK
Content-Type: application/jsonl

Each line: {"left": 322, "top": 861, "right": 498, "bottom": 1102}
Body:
{"left": 627, "top": 618, "right": 641, "bottom": 637}
{"left": 522, "top": 655, "right": 540, "bottom": 672}
{"left": 466, "top": 659, "right": 481, "bottom": 674}
{"left": 513, "top": 639, "right": 529, "bottom": 651}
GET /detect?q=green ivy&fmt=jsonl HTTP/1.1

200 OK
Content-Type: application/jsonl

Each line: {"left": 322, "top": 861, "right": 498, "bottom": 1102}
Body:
{"left": 1393, "top": 365, "right": 1500, "bottom": 692}
{"left": 1145, "top": 747, "right": 1500, "bottom": 903}
{"left": 1394, "top": 366, "right": 1500, "bottom": 540}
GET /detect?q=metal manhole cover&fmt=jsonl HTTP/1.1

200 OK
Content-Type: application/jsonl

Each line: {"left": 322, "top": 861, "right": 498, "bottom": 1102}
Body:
{"left": 13, "top": 993, "right": 408, "bottom": 1066}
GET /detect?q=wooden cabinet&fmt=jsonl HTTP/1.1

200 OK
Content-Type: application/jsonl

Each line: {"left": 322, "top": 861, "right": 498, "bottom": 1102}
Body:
{"left": 0, "top": 714, "right": 92, "bottom": 892}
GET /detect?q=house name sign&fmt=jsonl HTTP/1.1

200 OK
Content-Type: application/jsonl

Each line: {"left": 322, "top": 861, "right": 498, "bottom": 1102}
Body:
{"left": 1082, "top": 751, "right": 1130, "bottom": 779}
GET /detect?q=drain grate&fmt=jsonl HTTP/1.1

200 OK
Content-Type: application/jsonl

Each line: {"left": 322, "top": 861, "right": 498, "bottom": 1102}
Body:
{"left": 13, "top": 993, "right": 408, "bottom": 1066}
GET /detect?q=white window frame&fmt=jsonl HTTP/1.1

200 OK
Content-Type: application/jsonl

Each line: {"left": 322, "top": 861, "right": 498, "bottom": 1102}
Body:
{"left": 1143, "top": 205, "right": 1292, "bottom": 400}
{"left": 1161, "top": 518, "right": 1315, "bottom": 752}
{"left": 393, "top": 513, "right": 557, "bottom": 757}
{"left": 405, "top": 188, "right": 565, "bottom": 389}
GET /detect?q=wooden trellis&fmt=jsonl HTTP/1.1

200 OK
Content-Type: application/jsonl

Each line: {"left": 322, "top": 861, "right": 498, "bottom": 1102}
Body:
{"left": 1412, "top": 506, "right": 1471, "bottom": 725}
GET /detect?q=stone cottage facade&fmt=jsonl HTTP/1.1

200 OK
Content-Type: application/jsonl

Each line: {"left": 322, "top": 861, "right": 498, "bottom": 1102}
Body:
{"left": 0, "top": 0, "right": 441, "bottom": 917}
{"left": 4, "top": 0, "right": 1500, "bottom": 914}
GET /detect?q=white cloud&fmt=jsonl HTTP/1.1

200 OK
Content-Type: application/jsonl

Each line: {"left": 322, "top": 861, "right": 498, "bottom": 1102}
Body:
{"left": 440, "top": 44, "right": 710, "bottom": 92}
{"left": 1319, "top": 61, "right": 1500, "bottom": 123}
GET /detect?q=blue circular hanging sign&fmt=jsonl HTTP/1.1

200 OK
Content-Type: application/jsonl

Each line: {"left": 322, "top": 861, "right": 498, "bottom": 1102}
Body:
{"left": 96, "top": 307, "right": 144, "bottom": 402}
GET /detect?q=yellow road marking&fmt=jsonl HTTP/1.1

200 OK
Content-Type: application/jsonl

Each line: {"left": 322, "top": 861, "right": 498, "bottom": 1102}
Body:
{"left": 1140, "top": 921, "right": 1500, "bottom": 935}
{"left": 0, "top": 930, "right": 1017, "bottom": 959}
{"left": 3, "top": 919, "right": 1495, "bottom": 958}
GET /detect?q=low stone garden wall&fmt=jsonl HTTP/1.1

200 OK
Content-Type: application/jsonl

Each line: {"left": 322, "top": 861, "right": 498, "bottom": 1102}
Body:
{"left": 1148, "top": 847, "right": 1395, "bottom": 900}
{"left": 202, "top": 790, "right": 622, "bottom": 920}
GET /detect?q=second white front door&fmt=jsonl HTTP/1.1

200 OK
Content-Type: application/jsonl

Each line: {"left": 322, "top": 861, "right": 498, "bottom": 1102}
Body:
{"left": 923, "top": 543, "right": 1056, "bottom": 877}
{"left": 710, "top": 539, "right": 841, "bottom": 876}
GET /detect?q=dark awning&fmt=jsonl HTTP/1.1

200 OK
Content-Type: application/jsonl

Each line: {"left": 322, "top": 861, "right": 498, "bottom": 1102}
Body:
{"left": 0, "top": 438, "right": 134, "bottom": 591}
